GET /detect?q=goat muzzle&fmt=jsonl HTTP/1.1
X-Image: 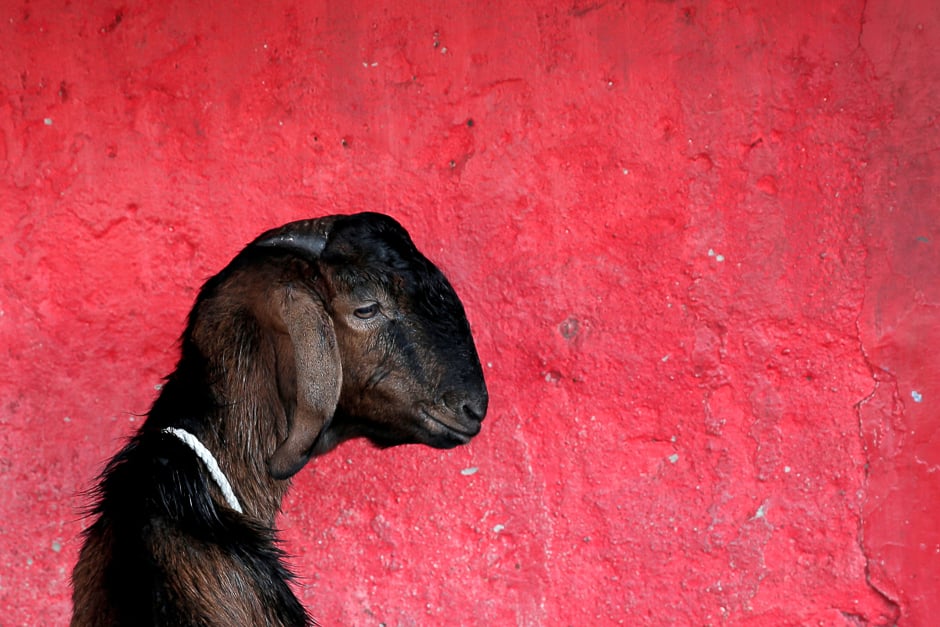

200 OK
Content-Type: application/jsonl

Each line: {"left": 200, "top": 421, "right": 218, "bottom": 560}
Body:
{"left": 417, "top": 403, "right": 483, "bottom": 446}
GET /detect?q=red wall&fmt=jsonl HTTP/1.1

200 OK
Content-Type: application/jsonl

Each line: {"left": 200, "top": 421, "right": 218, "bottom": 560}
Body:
{"left": 1, "top": 1, "right": 937, "bottom": 624}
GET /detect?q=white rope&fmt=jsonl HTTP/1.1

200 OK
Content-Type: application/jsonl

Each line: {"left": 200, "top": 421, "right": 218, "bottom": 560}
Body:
{"left": 163, "top": 427, "right": 244, "bottom": 514}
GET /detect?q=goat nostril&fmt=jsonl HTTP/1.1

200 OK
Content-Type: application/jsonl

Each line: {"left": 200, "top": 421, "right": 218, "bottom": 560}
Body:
{"left": 461, "top": 396, "right": 487, "bottom": 422}
{"left": 441, "top": 390, "right": 487, "bottom": 423}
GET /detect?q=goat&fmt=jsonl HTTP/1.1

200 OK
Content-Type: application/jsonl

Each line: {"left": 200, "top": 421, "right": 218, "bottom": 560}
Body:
{"left": 71, "top": 212, "right": 488, "bottom": 626}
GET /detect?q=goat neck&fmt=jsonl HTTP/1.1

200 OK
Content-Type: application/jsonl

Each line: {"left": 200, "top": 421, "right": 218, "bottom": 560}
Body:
{"left": 153, "top": 328, "right": 293, "bottom": 526}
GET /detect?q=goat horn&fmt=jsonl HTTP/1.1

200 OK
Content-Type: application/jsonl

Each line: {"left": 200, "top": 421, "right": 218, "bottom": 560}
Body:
{"left": 251, "top": 217, "right": 337, "bottom": 258}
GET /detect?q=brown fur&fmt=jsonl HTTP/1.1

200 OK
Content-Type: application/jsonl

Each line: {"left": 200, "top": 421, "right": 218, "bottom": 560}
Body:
{"left": 71, "top": 213, "right": 488, "bottom": 626}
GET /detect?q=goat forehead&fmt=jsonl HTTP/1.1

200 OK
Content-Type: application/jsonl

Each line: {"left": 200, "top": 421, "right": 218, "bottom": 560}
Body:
{"left": 326, "top": 240, "right": 417, "bottom": 274}
{"left": 328, "top": 247, "right": 444, "bottom": 293}
{"left": 321, "top": 214, "right": 466, "bottom": 316}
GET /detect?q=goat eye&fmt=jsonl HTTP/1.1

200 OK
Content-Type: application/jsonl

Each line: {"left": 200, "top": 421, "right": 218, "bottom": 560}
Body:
{"left": 353, "top": 303, "right": 380, "bottom": 319}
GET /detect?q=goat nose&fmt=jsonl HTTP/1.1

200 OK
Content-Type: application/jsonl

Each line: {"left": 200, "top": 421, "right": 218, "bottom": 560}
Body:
{"left": 460, "top": 394, "right": 488, "bottom": 423}
{"left": 442, "top": 390, "right": 488, "bottom": 422}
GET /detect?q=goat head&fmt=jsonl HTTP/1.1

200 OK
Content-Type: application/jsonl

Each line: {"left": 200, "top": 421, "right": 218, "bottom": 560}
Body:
{"left": 192, "top": 212, "right": 489, "bottom": 479}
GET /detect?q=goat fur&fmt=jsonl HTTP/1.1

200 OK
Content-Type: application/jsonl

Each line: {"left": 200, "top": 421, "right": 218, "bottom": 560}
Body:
{"left": 71, "top": 212, "right": 488, "bottom": 627}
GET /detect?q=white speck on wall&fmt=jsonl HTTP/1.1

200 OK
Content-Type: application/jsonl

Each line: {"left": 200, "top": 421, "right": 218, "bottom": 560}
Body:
{"left": 911, "top": 390, "right": 923, "bottom": 403}
{"left": 461, "top": 467, "right": 479, "bottom": 476}
{"left": 44, "top": 118, "right": 53, "bottom": 125}
{"left": 668, "top": 453, "right": 679, "bottom": 464}
{"left": 492, "top": 524, "right": 505, "bottom": 533}
{"left": 753, "top": 502, "right": 769, "bottom": 519}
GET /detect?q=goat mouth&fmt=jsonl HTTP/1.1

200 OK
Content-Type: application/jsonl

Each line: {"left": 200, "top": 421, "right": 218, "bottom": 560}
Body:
{"left": 417, "top": 407, "right": 480, "bottom": 442}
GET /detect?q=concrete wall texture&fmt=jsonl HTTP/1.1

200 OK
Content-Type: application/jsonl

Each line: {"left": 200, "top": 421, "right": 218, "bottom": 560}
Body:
{"left": 0, "top": 1, "right": 937, "bottom": 625}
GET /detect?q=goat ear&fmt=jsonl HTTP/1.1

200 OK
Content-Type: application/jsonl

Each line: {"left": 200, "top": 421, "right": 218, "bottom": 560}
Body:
{"left": 268, "top": 289, "right": 342, "bottom": 480}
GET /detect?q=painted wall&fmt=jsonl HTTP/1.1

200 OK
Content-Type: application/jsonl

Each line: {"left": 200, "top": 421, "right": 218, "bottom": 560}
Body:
{"left": 1, "top": 1, "right": 936, "bottom": 624}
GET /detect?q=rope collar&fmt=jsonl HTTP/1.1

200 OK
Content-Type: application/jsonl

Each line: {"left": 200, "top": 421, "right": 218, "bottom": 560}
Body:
{"left": 163, "top": 427, "right": 244, "bottom": 514}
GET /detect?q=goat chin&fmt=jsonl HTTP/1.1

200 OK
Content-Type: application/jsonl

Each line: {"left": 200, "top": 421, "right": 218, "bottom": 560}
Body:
{"left": 71, "top": 212, "right": 488, "bottom": 627}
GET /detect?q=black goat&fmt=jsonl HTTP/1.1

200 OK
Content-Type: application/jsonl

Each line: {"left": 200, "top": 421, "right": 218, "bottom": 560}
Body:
{"left": 71, "top": 212, "right": 488, "bottom": 626}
